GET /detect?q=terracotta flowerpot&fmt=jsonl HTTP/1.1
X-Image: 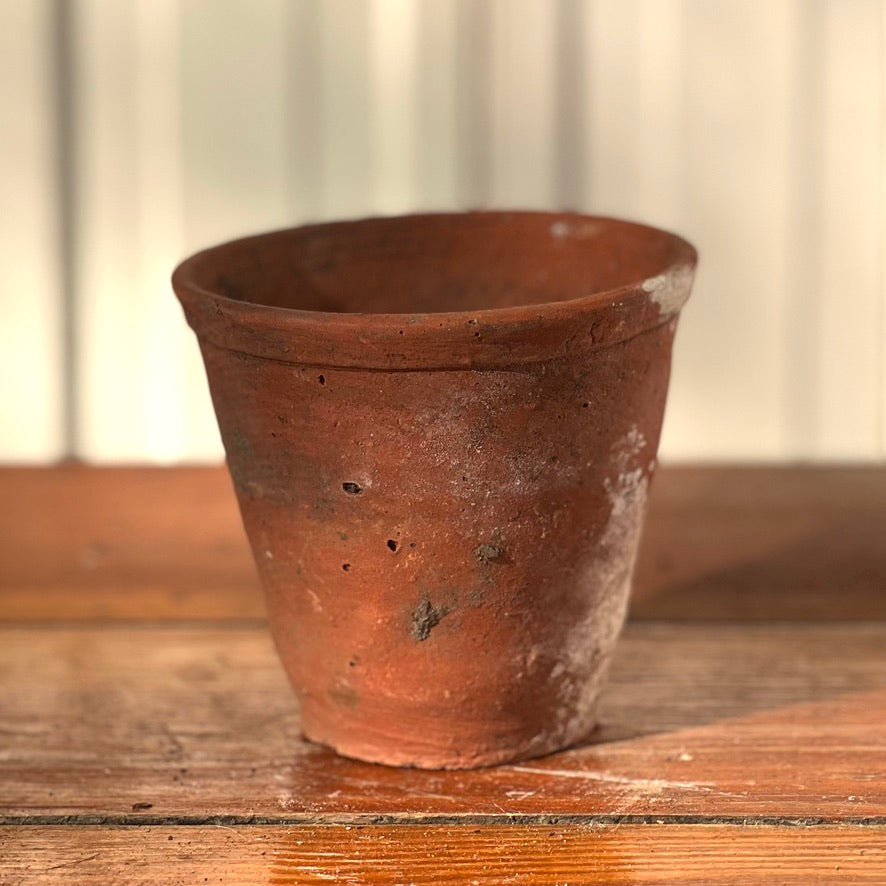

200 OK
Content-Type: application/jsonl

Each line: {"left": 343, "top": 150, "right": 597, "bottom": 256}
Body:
{"left": 173, "top": 211, "right": 696, "bottom": 769}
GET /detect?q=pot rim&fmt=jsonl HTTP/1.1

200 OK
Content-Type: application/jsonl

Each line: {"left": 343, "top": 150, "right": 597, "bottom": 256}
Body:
{"left": 172, "top": 210, "right": 697, "bottom": 371}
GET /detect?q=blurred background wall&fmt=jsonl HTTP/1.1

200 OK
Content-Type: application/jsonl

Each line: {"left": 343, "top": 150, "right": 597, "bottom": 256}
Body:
{"left": 2, "top": 0, "right": 884, "bottom": 464}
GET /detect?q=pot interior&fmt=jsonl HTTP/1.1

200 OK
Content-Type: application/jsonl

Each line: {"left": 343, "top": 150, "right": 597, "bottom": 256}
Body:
{"left": 195, "top": 213, "right": 693, "bottom": 316}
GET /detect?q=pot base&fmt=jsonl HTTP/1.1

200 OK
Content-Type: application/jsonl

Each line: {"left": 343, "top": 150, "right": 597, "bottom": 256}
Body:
{"left": 299, "top": 703, "right": 601, "bottom": 770}
{"left": 302, "top": 719, "right": 598, "bottom": 770}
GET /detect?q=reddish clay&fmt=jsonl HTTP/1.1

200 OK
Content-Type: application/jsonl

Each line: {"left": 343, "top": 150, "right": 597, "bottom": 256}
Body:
{"left": 173, "top": 212, "right": 696, "bottom": 769}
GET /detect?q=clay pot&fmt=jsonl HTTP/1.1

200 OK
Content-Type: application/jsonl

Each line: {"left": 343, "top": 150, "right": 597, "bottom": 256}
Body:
{"left": 173, "top": 212, "right": 696, "bottom": 769}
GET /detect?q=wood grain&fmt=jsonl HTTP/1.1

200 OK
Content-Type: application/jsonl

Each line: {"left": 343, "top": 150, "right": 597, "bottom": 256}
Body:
{"left": 2, "top": 465, "right": 885, "bottom": 621}
{"left": 2, "top": 825, "right": 884, "bottom": 885}
{"left": 1, "top": 623, "right": 883, "bottom": 821}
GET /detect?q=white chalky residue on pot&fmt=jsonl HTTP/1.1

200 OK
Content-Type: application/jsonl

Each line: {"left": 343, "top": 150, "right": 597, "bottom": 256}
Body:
{"left": 545, "top": 425, "right": 650, "bottom": 747}
{"left": 641, "top": 264, "right": 694, "bottom": 318}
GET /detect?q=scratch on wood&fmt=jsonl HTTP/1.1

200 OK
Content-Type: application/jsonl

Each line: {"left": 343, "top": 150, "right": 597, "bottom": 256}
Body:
{"left": 213, "top": 823, "right": 249, "bottom": 840}
{"left": 42, "top": 852, "right": 99, "bottom": 872}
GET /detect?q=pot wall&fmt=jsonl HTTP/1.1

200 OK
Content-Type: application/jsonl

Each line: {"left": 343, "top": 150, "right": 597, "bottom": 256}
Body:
{"left": 198, "top": 321, "right": 674, "bottom": 768}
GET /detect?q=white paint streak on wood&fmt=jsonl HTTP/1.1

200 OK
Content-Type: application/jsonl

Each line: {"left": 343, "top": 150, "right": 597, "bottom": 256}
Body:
{"left": 511, "top": 766, "right": 714, "bottom": 794}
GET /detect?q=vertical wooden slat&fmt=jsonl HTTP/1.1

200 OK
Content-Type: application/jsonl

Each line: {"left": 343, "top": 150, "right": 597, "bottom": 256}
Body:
{"left": 367, "top": 0, "right": 419, "bottom": 215}
{"left": 315, "top": 1, "right": 372, "bottom": 218}
{"left": 75, "top": 0, "right": 298, "bottom": 461}
{"left": 137, "top": 0, "right": 222, "bottom": 463}
{"left": 581, "top": 0, "right": 687, "bottom": 225}
{"left": 632, "top": 0, "right": 687, "bottom": 230}
{"left": 134, "top": 0, "right": 190, "bottom": 462}
{"left": 782, "top": 0, "right": 826, "bottom": 458}
{"left": 661, "top": 0, "right": 797, "bottom": 460}
{"left": 454, "top": 0, "right": 493, "bottom": 207}
{"left": 71, "top": 0, "right": 224, "bottom": 462}
{"left": 583, "top": 0, "right": 641, "bottom": 215}
{"left": 285, "top": 1, "right": 323, "bottom": 223}
{"left": 488, "top": 0, "right": 558, "bottom": 206}
{"left": 815, "top": 0, "right": 882, "bottom": 458}
{"left": 882, "top": 0, "right": 886, "bottom": 459}
{"left": 71, "top": 0, "right": 144, "bottom": 460}
{"left": 553, "top": 0, "right": 587, "bottom": 209}
{"left": 0, "top": 1, "right": 64, "bottom": 461}
{"left": 179, "top": 0, "right": 295, "bottom": 246}
{"left": 416, "top": 0, "right": 459, "bottom": 210}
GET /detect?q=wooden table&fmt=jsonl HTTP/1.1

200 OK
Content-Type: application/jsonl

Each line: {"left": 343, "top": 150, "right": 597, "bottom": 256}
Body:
{"left": 1, "top": 465, "right": 884, "bottom": 883}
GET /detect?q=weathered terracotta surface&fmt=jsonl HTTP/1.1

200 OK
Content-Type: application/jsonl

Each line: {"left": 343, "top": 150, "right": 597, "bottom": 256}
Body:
{"left": 173, "top": 212, "right": 696, "bottom": 769}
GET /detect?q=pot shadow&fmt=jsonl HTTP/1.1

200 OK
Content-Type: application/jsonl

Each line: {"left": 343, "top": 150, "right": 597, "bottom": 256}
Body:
{"left": 578, "top": 595, "right": 886, "bottom": 751}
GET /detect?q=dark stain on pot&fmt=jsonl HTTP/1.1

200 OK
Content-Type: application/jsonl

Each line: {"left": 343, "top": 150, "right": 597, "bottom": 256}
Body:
{"left": 222, "top": 427, "right": 259, "bottom": 496}
{"left": 311, "top": 495, "right": 338, "bottom": 521}
{"left": 468, "top": 420, "right": 494, "bottom": 451}
{"left": 411, "top": 598, "right": 449, "bottom": 642}
{"left": 475, "top": 543, "right": 501, "bottom": 564}
{"left": 327, "top": 682, "right": 358, "bottom": 709}
{"left": 341, "top": 482, "right": 362, "bottom": 495}
{"left": 215, "top": 274, "right": 244, "bottom": 302}
{"left": 387, "top": 539, "right": 398, "bottom": 552}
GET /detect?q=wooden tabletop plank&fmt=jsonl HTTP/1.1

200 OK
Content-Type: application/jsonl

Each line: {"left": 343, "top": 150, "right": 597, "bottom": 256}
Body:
{"left": 2, "top": 824, "right": 884, "bottom": 885}
{"left": 0, "top": 466, "right": 262, "bottom": 622}
{"left": 3, "top": 465, "right": 884, "bottom": 622}
{"left": 634, "top": 465, "right": 886, "bottom": 620}
{"left": 2, "top": 467, "right": 884, "bottom": 875}
{"left": 2, "top": 623, "right": 884, "bottom": 821}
